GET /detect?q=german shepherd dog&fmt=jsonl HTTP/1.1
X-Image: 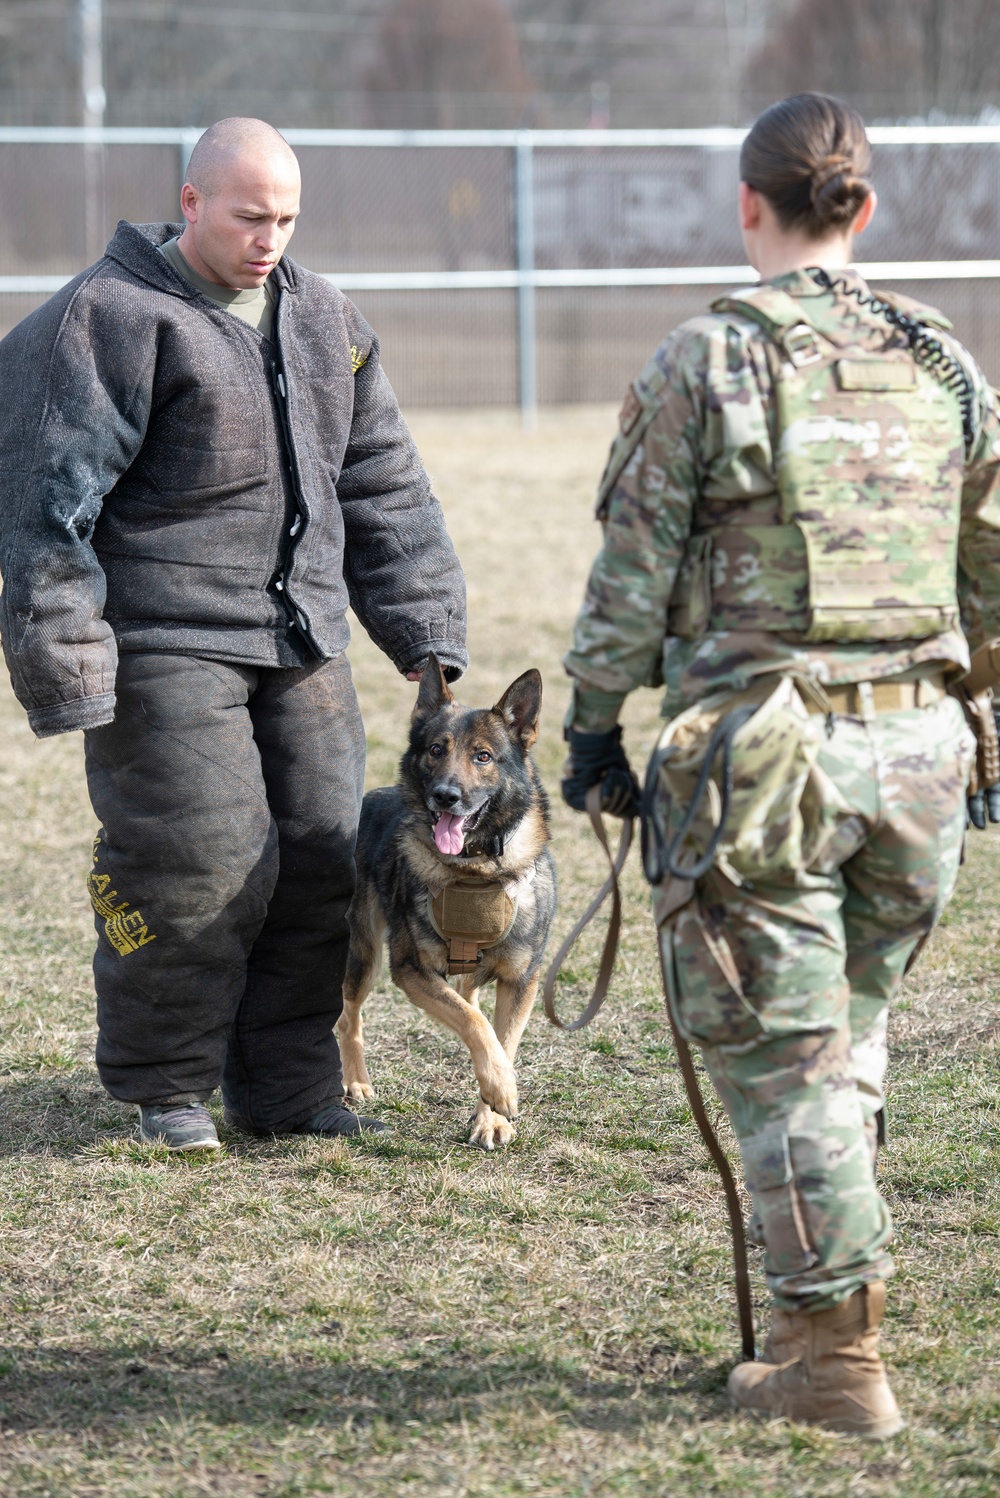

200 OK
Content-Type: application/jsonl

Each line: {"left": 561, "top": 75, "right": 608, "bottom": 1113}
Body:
{"left": 337, "top": 655, "right": 556, "bottom": 1149}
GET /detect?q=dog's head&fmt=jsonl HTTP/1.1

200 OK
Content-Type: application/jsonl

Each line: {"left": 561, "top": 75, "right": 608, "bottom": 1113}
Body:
{"left": 401, "top": 654, "right": 543, "bottom": 858}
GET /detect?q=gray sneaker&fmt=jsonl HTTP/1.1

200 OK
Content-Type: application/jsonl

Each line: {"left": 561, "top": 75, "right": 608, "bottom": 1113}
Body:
{"left": 295, "top": 1103, "right": 389, "bottom": 1137}
{"left": 138, "top": 1103, "right": 221, "bottom": 1151}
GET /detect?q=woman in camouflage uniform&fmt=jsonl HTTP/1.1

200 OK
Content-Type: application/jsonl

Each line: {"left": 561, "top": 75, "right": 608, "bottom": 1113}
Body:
{"left": 561, "top": 92, "right": 1000, "bottom": 1436}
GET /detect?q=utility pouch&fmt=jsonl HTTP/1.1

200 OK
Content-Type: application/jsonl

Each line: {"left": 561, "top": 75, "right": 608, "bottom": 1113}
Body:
{"left": 429, "top": 880, "right": 518, "bottom": 975}
{"left": 644, "top": 675, "right": 820, "bottom": 883}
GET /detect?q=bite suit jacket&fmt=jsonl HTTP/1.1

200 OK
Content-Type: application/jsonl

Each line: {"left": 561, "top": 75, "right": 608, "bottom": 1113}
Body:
{"left": 0, "top": 219, "right": 468, "bottom": 737}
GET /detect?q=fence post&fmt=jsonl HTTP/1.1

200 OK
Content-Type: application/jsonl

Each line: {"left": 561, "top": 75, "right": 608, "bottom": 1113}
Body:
{"left": 515, "top": 132, "right": 537, "bottom": 429}
{"left": 79, "top": 0, "right": 106, "bottom": 265}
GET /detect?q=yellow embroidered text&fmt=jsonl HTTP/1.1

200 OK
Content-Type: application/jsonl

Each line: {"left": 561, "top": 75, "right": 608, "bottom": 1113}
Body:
{"left": 87, "top": 852, "right": 157, "bottom": 957}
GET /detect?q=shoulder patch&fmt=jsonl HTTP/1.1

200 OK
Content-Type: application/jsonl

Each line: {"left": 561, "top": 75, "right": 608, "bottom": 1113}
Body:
{"left": 596, "top": 355, "right": 670, "bottom": 519}
{"left": 619, "top": 384, "right": 642, "bottom": 434}
{"left": 350, "top": 344, "right": 368, "bottom": 374}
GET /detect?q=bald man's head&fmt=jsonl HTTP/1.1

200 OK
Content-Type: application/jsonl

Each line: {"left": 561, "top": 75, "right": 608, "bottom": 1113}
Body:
{"left": 176, "top": 118, "right": 301, "bottom": 290}
{"left": 186, "top": 117, "right": 298, "bottom": 198}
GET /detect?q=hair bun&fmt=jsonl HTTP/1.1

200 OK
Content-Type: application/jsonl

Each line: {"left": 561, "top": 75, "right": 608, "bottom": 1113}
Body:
{"left": 740, "top": 94, "right": 873, "bottom": 237}
{"left": 810, "top": 151, "right": 870, "bottom": 228}
{"left": 809, "top": 153, "right": 852, "bottom": 206}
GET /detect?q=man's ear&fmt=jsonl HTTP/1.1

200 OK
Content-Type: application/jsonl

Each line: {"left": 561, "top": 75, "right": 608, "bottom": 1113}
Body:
{"left": 412, "top": 652, "right": 454, "bottom": 722}
{"left": 180, "top": 182, "right": 202, "bottom": 225}
{"left": 493, "top": 669, "right": 542, "bottom": 751}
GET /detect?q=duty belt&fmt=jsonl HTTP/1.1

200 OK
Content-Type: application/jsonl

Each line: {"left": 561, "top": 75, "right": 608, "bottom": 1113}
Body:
{"left": 801, "top": 672, "right": 947, "bottom": 719}
{"left": 429, "top": 879, "right": 518, "bottom": 975}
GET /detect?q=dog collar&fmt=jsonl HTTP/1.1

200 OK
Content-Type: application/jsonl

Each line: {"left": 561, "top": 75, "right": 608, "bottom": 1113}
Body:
{"left": 461, "top": 830, "right": 504, "bottom": 859}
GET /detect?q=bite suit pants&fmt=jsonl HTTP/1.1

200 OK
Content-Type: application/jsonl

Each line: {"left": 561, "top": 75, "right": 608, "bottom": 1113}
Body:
{"left": 84, "top": 651, "right": 366, "bottom": 1131}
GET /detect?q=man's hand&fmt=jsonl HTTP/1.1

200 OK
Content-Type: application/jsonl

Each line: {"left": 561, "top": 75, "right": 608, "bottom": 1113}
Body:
{"left": 406, "top": 663, "right": 462, "bottom": 683}
{"left": 562, "top": 725, "right": 640, "bottom": 819}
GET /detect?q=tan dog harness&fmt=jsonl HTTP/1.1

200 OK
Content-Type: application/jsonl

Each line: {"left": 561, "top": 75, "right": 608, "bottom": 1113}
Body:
{"left": 429, "top": 879, "right": 519, "bottom": 975}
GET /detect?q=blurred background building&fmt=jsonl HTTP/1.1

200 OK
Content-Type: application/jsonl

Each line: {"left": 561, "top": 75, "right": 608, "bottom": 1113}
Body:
{"left": 0, "top": 0, "right": 997, "bottom": 406}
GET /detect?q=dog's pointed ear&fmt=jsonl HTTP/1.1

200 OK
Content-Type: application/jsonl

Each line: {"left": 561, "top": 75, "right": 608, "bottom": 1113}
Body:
{"left": 493, "top": 669, "right": 542, "bottom": 751}
{"left": 412, "top": 652, "right": 454, "bottom": 722}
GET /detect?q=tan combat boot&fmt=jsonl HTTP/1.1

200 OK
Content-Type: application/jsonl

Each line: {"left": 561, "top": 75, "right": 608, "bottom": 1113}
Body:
{"left": 761, "top": 1305, "right": 804, "bottom": 1364}
{"left": 728, "top": 1281, "right": 904, "bottom": 1438}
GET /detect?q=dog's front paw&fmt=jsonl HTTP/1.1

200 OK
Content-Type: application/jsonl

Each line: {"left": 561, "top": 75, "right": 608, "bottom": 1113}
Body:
{"left": 468, "top": 1099, "right": 516, "bottom": 1150}
{"left": 337, "top": 1026, "right": 374, "bottom": 1101}
{"left": 476, "top": 1055, "right": 518, "bottom": 1121}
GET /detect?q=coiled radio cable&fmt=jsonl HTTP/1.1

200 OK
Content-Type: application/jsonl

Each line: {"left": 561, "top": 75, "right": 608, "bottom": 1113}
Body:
{"left": 809, "top": 266, "right": 976, "bottom": 454}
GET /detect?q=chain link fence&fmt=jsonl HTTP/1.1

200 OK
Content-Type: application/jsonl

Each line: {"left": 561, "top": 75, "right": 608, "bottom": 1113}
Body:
{"left": 0, "top": 126, "right": 998, "bottom": 410}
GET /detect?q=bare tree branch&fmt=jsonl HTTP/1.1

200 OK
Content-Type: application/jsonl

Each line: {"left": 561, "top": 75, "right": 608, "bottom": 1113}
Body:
{"left": 365, "top": 0, "right": 533, "bottom": 129}
{"left": 745, "top": 0, "right": 1000, "bottom": 121}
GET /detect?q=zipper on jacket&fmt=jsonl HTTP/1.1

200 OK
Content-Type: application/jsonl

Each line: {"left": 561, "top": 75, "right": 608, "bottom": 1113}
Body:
{"left": 270, "top": 358, "right": 310, "bottom": 631}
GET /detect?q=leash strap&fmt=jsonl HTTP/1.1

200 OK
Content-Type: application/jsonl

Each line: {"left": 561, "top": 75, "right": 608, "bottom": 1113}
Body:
{"left": 542, "top": 784, "right": 633, "bottom": 1031}
{"left": 656, "top": 938, "right": 756, "bottom": 1362}
{"left": 545, "top": 758, "right": 756, "bottom": 1360}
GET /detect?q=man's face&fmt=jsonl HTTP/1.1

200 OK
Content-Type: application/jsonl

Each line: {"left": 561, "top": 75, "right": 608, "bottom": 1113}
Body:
{"left": 178, "top": 150, "right": 301, "bottom": 289}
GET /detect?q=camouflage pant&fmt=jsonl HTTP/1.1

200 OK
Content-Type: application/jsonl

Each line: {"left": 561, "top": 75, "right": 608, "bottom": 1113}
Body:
{"left": 653, "top": 679, "right": 974, "bottom": 1312}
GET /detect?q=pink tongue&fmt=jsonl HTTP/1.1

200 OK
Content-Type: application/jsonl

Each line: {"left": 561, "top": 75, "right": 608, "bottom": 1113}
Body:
{"left": 434, "top": 812, "right": 466, "bottom": 855}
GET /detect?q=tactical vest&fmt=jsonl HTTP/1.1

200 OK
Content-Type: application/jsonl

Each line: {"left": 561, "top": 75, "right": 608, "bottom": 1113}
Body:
{"left": 670, "top": 284, "right": 966, "bottom": 644}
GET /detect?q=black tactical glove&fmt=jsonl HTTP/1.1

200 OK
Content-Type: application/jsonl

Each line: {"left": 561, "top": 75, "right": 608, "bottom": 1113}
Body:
{"left": 969, "top": 706, "right": 1000, "bottom": 828}
{"left": 562, "top": 725, "right": 641, "bottom": 819}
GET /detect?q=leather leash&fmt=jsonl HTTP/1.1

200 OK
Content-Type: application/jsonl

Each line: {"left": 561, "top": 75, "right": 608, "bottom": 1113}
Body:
{"left": 542, "top": 784, "right": 632, "bottom": 1031}
{"left": 543, "top": 779, "right": 756, "bottom": 1361}
{"left": 656, "top": 939, "right": 756, "bottom": 1361}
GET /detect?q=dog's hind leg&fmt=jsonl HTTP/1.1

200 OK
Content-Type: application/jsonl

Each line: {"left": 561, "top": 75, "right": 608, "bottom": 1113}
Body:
{"left": 493, "top": 971, "right": 541, "bottom": 1061}
{"left": 468, "top": 971, "right": 541, "bottom": 1150}
{"left": 337, "top": 891, "right": 385, "bottom": 1102}
{"left": 453, "top": 972, "right": 481, "bottom": 1009}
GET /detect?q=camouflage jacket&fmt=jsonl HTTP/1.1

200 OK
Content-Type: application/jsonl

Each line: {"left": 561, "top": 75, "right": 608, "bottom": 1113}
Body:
{"left": 564, "top": 268, "right": 1000, "bottom": 732}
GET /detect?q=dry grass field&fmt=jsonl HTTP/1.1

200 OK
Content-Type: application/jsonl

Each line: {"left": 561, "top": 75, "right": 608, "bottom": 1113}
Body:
{"left": 1, "top": 406, "right": 999, "bottom": 1497}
